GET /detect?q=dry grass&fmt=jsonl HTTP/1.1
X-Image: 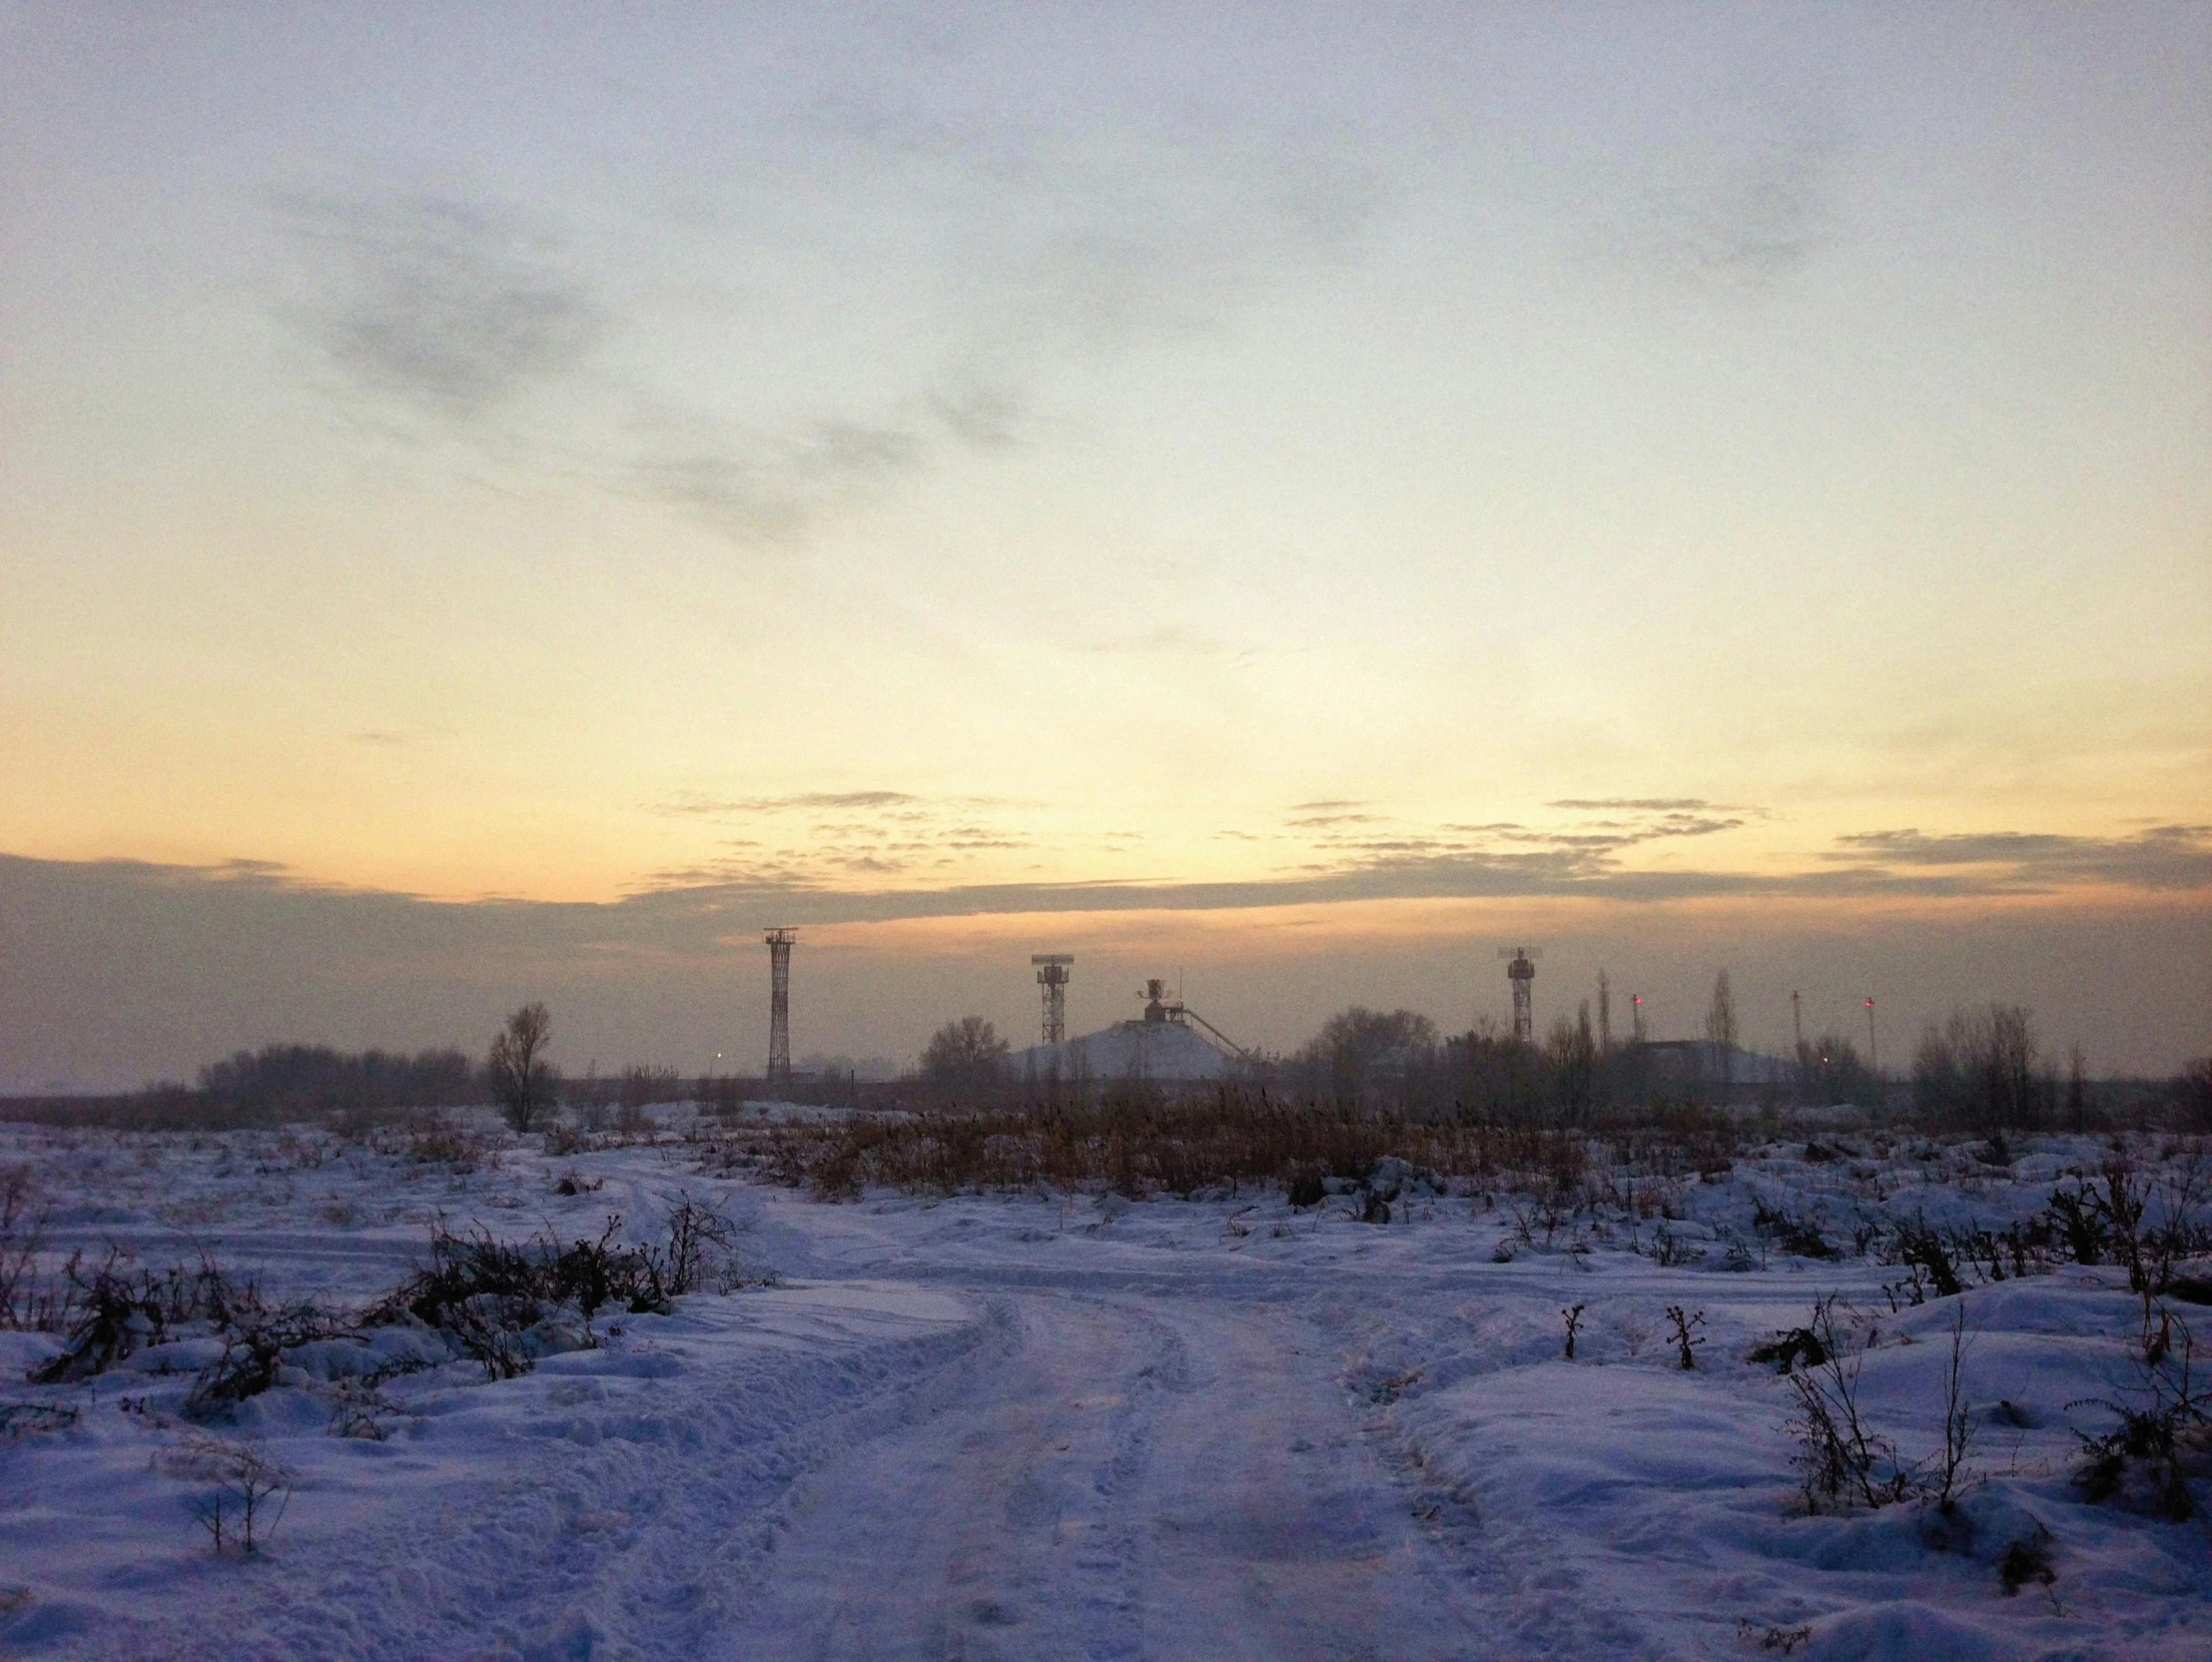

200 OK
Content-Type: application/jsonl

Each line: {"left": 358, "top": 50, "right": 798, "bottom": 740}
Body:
{"left": 710, "top": 1086, "right": 1733, "bottom": 1203}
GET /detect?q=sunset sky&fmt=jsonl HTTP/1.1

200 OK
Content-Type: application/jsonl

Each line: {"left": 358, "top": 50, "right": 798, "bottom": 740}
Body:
{"left": 3, "top": 4, "right": 2207, "bottom": 1090}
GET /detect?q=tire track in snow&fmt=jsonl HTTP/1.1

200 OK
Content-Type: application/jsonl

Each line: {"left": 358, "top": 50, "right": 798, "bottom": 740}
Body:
{"left": 715, "top": 1290, "right": 1190, "bottom": 1660}
{"left": 1334, "top": 1283, "right": 1684, "bottom": 1659}
{"left": 718, "top": 1284, "right": 1557, "bottom": 1662}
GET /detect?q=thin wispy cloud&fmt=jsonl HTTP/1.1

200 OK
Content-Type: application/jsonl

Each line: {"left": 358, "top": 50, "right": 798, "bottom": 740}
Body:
{"left": 622, "top": 415, "right": 930, "bottom": 544}
{"left": 18, "top": 824, "right": 2205, "bottom": 956}
{"left": 650, "top": 790, "right": 923, "bottom": 817}
{"left": 280, "top": 194, "right": 603, "bottom": 423}
{"left": 1650, "top": 128, "right": 1838, "bottom": 289}
{"left": 1548, "top": 798, "right": 1715, "bottom": 812}
{"left": 1300, "top": 803, "right": 1747, "bottom": 871}
{"left": 1830, "top": 826, "right": 2212, "bottom": 891}
{"left": 1582, "top": 104, "right": 1843, "bottom": 296}
{"left": 272, "top": 58, "right": 1387, "bottom": 548}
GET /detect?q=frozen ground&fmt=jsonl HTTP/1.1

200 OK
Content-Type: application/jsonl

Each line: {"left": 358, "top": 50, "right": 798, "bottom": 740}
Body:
{"left": 1, "top": 1113, "right": 2207, "bottom": 1660}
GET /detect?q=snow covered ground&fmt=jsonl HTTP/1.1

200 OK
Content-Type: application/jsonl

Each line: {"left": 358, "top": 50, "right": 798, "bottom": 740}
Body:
{"left": 2, "top": 1112, "right": 2207, "bottom": 1660}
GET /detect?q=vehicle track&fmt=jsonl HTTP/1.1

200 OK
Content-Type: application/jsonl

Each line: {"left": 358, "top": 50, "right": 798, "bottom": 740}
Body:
{"left": 718, "top": 1284, "right": 1527, "bottom": 1662}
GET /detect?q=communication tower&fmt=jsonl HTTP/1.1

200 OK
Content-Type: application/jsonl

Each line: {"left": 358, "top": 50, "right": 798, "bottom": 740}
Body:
{"left": 1502, "top": 947, "right": 1538, "bottom": 1044}
{"left": 1631, "top": 993, "right": 1647, "bottom": 1044}
{"left": 1033, "top": 954, "right": 1074, "bottom": 1047}
{"left": 764, "top": 928, "right": 797, "bottom": 1086}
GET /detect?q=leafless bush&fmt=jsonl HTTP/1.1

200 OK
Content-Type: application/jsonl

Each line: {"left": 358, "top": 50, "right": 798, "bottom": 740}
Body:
{"left": 184, "top": 1299, "right": 345, "bottom": 1422}
{"left": 2045, "top": 1156, "right": 2212, "bottom": 1293}
{"left": 1748, "top": 1323, "right": 1830, "bottom": 1374}
{"left": 698, "top": 1074, "right": 746, "bottom": 1118}
{"left": 354, "top": 1110, "right": 494, "bottom": 1171}
{"left": 1932, "top": 1304, "right": 1976, "bottom": 1513}
{"left": 1751, "top": 1199, "right": 1836, "bottom": 1260}
{"left": 368, "top": 1200, "right": 743, "bottom": 1380}
{"left": 1665, "top": 1305, "right": 1705, "bottom": 1370}
{"left": 31, "top": 1250, "right": 264, "bottom": 1383}
{"left": 659, "top": 1196, "right": 737, "bottom": 1295}
{"left": 1738, "top": 1622, "right": 1813, "bottom": 1655}
{"left": 1785, "top": 1296, "right": 1979, "bottom": 1516}
{"left": 2173, "top": 1058, "right": 2212, "bottom": 1134}
{"left": 1997, "top": 1526, "right": 2056, "bottom": 1596}
{"left": 369, "top": 1223, "right": 611, "bottom": 1379}
{"left": 542, "top": 1120, "right": 588, "bottom": 1157}
{"left": 2069, "top": 1305, "right": 2211, "bottom": 1520}
{"left": 1888, "top": 1221, "right": 1966, "bottom": 1299}
{"left": 165, "top": 1432, "right": 293, "bottom": 1554}
{"left": 0, "top": 1166, "right": 45, "bottom": 1327}
{"left": 0, "top": 1401, "right": 79, "bottom": 1437}
{"left": 620, "top": 1065, "right": 680, "bottom": 1110}
{"left": 327, "top": 1380, "right": 399, "bottom": 1440}
{"left": 1788, "top": 1298, "right": 1914, "bottom": 1511}
{"left": 1561, "top": 1302, "right": 1586, "bottom": 1360}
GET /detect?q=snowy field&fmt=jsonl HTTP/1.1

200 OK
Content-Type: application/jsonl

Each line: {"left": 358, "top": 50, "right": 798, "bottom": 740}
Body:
{"left": 2, "top": 1110, "right": 2208, "bottom": 1660}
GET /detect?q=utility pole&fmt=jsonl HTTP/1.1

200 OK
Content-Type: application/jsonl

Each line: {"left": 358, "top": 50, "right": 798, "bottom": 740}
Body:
{"left": 1864, "top": 996, "right": 1878, "bottom": 1083}
{"left": 1792, "top": 990, "right": 1806, "bottom": 1102}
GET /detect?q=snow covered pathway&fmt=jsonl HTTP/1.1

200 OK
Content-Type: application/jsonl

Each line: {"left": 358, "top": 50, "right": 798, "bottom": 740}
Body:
{"left": 723, "top": 1282, "right": 1500, "bottom": 1662}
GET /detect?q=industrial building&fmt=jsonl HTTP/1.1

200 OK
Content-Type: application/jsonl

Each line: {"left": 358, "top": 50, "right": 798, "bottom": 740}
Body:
{"left": 1010, "top": 978, "right": 1248, "bottom": 1088}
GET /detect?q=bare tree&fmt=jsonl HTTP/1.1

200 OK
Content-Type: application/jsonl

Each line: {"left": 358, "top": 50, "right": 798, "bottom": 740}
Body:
{"left": 1913, "top": 1004, "right": 2046, "bottom": 1134}
{"left": 1705, "top": 971, "right": 1738, "bottom": 1097}
{"left": 921, "top": 1017, "right": 1009, "bottom": 1091}
{"left": 487, "top": 1002, "right": 558, "bottom": 1133}
{"left": 2180, "top": 1057, "right": 2212, "bottom": 1134}
{"left": 1297, "top": 1007, "right": 1438, "bottom": 1106}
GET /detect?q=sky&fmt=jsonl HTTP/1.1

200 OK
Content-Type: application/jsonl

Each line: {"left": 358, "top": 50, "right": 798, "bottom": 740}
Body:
{"left": 2, "top": 3, "right": 2207, "bottom": 1090}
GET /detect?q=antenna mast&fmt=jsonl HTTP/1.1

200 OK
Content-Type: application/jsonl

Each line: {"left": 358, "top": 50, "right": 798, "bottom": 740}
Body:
{"left": 1032, "top": 954, "right": 1074, "bottom": 1047}
{"left": 1505, "top": 948, "right": 1537, "bottom": 1044}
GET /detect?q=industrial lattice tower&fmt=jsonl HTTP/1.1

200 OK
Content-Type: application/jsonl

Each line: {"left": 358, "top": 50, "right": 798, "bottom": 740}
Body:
{"left": 1032, "top": 954, "right": 1074, "bottom": 1047}
{"left": 764, "top": 928, "right": 797, "bottom": 1086}
{"left": 1506, "top": 948, "right": 1537, "bottom": 1044}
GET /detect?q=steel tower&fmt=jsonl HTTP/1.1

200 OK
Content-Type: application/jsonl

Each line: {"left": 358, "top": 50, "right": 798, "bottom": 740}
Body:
{"left": 764, "top": 928, "right": 797, "bottom": 1086}
{"left": 1506, "top": 948, "right": 1537, "bottom": 1044}
{"left": 1032, "top": 954, "right": 1074, "bottom": 1047}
